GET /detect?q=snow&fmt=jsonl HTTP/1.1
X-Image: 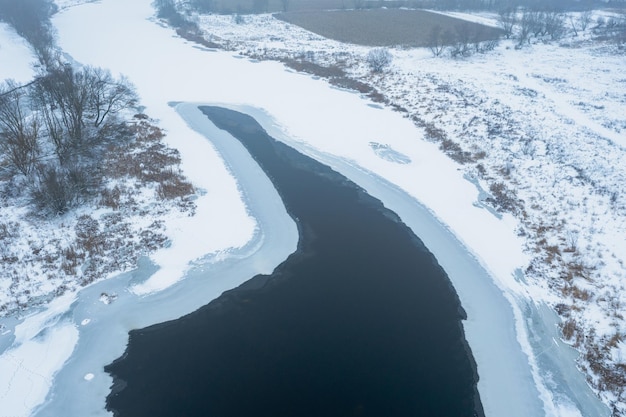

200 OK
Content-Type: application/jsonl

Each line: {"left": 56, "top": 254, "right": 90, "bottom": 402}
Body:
{"left": 0, "top": 0, "right": 622, "bottom": 416}
{"left": 0, "top": 321, "right": 78, "bottom": 417}
{"left": 0, "top": 22, "right": 37, "bottom": 82}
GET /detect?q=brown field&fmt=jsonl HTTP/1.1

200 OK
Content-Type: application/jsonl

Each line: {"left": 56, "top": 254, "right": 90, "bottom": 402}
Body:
{"left": 210, "top": 0, "right": 420, "bottom": 14}
{"left": 275, "top": 9, "right": 503, "bottom": 47}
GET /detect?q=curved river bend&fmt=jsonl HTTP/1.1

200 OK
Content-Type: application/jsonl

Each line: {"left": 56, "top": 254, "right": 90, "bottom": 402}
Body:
{"left": 105, "top": 106, "right": 484, "bottom": 417}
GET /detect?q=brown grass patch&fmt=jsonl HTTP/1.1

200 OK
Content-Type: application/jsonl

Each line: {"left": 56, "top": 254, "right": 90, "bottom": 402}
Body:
{"left": 207, "top": 0, "right": 357, "bottom": 14}
{"left": 275, "top": 9, "right": 502, "bottom": 47}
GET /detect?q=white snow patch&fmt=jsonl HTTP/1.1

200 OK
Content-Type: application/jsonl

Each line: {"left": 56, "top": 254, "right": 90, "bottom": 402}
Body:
{"left": 0, "top": 322, "right": 78, "bottom": 417}
{"left": 0, "top": 22, "right": 37, "bottom": 83}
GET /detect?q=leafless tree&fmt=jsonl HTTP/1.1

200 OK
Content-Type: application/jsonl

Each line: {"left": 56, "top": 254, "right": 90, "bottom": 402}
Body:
{"left": 37, "top": 65, "right": 91, "bottom": 144}
{"left": 366, "top": 48, "right": 393, "bottom": 72}
{"left": 517, "top": 10, "right": 535, "bottom": 46}
{"left": 30, "top": 65, "right": 137, "bottom": 164}
{"left": 498, "top": 8, "right": 517, "bottom": 39}
{"left": 0, "top": 81, "right": 40, "bottom": 176}
{"left": 85, "top": 67, "right": 138, "bottom": 128}
{"left": 449, "top": 22, "right": 473, "bottom": 57}
{"left": 544, "top": 11, "right": 566, "bottom": 40}
{"left": 428, "top": 24, "right": 451, "bottom": 57}
{"left": 30, "top": 165, "right": 74, "bottom": 215}
{"left": 579, "top": 11, "right": 593, "bottom": 31}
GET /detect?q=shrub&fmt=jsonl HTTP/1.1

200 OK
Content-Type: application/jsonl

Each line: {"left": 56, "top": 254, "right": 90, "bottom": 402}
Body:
{"left": 30, "top": 166, "right": 74, "bottom": 215}
{"left": 366, "top": 48, "right": 392, "bottom": 73}
{"left": 99, "top": 186, "right": 122, "bottom": 209}
{"left": 75, "top": 214, "right": 103, "bottom": 255}
{"left": 560, "top": 318, "right": 577, "bottom": 340}
{"left": 487, "top": 181, "right": 522, "bottom": 214}
{"left": 156, "top": 174, "right": 194, "bottom": 200}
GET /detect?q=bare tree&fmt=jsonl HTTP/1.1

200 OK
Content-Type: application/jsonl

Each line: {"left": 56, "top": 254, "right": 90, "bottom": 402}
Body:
{"left": 498, "top": 8, "right": 517, "bottom": 39}
{"left": 85, "top": 67, "right": 138, "bottom": 128}
{"left": 517, "top": 10, "right": 535, "bottom": 46}
{"left": 579, "top": 10, "right": 593, "bottom": 32}
{"left": 366, "top": 48, "right": 393, "bottom": 72}
{"left": 29, "top": 65, "right": 137, "bottom": 164}
{"left": 38, "top": 65, "right": 91, "bottom": 144}
{"left": 30, "top": 165, "right": 74, "bottom": 215}
{"left": 0, "top": 81, "right": 40, "bottom": 176}
{"left": 30, "top": 79, "right": 69, "bottom": 164}
{"left": 569, "top": 14, "right": 579, "bottom": 36}
{"left": 544, "top": 11, "right": 566, "bottom": 40}
{"left": 428, "top": 24, "right": 451, "bottom": 57}
{"left": 449, "top": 22, "right": 473, "bottom": 57}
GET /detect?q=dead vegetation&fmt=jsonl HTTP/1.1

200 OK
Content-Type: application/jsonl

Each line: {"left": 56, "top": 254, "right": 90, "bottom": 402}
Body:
{"left": 0, "top": 116, "right": 196, "bottom": 315}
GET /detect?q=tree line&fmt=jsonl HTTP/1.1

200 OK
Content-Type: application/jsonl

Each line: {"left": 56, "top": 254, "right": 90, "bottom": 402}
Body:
{"left": 0, "top": 65, "right": 138, "bottom": 215}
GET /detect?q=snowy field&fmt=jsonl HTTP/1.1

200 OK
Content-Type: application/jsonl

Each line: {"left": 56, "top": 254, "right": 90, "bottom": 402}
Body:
{"left": 195, "top": 8, "right": 626, "bottom": 414}
{"left": 0, "top": 0, "right": 623, "bottom": 416}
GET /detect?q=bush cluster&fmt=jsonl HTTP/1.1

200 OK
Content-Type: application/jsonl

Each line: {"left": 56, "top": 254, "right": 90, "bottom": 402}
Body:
{"left": 0, "top": 65, "right": 138, "bottom": 215}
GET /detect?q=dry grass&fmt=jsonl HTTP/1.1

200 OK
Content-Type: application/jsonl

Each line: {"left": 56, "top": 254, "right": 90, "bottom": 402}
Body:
{"left": 209, "top": 0, "right": 352, "bottom": 13}
{"left": 101, "top": 120, "right": 193, "bottom": 200}
{"left": 275, "top": 9, "right": 502, "bottom": 47}
{"left": 211, "top": 0, "right": 453, "bottom": 14}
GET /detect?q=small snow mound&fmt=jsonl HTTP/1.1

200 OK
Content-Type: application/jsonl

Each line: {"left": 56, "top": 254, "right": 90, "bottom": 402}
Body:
{"left": 99, "top": 292, "right": 118, "bottom": 305}
{"left": 369, "top": 142, "right": 411, "bottom": 164}
{"left": 83, "top": 373, "right": 94, "bottom": 381}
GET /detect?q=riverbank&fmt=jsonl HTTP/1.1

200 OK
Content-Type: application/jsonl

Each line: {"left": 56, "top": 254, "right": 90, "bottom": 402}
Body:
{"left": 0, "top": 104, "right": 298, "bottom": 417}
{"left": 194, "top": 103, "right": 603, "bottom": 417}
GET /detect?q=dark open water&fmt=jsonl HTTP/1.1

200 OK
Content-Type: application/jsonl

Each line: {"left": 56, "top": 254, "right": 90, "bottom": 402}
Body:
{"left": 105, "top": 107, "right": 484, "bottom": 417}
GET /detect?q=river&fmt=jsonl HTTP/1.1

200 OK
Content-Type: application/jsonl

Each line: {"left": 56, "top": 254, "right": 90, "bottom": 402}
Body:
{"left": 105, "top": 106, "right": 484, "bottom": 417}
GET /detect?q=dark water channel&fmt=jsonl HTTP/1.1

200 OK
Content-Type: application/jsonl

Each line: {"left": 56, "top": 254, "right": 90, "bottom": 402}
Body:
{"left": 105, "top": 107, "right": 484, "bottom": 417}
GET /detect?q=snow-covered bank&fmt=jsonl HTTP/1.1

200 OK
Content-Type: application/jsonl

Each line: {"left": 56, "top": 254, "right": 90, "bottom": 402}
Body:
{"left": 0, "top": 22, "right": 37, "bottom": 82}
{"left": 0, "top": 294, "right": 78, "bottom": 416}
{"left": 189, "top": 9, "right": 626, "bottom": 413}
{"left": 0, "top": 104, "right": 297, "bottom": 417}
{"left": 231, "top": 103, "right": 608, "bottom": 417}
{"left": 0, "top": 0, "right": 612, "bottom": 415}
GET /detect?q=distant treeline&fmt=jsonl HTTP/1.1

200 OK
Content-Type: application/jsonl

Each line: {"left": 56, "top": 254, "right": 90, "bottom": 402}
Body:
{"left": 161, "top": 0, "right": 625, "bottom": 14}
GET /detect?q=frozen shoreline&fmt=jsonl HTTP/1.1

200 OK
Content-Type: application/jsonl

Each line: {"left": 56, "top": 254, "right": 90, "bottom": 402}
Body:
{"left": 0, "top": 102, "right": 608, "bottom": 417}
{"left": 214, "top": 103, "right": 608, "bottom": 417}
{"left": 0, "top": 105, "right": 298, "bottom": 417}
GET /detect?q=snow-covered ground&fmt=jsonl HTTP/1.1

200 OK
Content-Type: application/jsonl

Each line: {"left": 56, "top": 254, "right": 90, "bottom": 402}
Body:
{"left": 0, "top": 22, "right": 37, "bottom": 82}
{"left": 194, "top": 9, "right": 626, "bottom": 414}
{"left": 0, "top": 0, "right": 623, "bottom": 416}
